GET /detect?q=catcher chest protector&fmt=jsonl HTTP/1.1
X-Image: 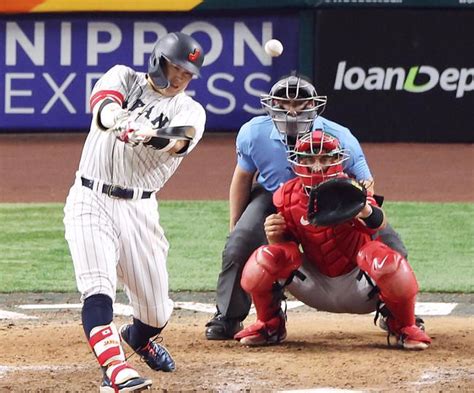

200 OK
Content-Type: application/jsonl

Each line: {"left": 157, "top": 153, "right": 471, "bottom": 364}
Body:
{"left": 275, "top": 178, "right": 372, "bottom": 277}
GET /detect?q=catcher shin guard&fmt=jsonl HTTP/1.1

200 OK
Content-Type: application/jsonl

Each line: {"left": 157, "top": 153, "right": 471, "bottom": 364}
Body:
{"left": 241, "top": 242, "right": 301, "bottom": 322}
{"left": 356, "top": 241, "right": 418, "bottom": 327}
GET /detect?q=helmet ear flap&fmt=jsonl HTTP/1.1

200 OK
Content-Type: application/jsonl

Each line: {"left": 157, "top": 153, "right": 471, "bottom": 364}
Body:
{"left": 148, "top": 53, "right": 170, "bottom": 89}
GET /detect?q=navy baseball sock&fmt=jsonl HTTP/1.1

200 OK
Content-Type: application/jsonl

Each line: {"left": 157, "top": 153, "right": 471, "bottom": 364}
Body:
{"left": 127, "top": 318, "right": 163, "bottom": 349}
{"left": 82, "top": 294, "right": 114, "bottom": 338}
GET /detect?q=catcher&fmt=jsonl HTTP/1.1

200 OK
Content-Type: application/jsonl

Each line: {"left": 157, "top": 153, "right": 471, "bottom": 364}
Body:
{"left": 234, "top": 130, "right": 432, "bottom": 350}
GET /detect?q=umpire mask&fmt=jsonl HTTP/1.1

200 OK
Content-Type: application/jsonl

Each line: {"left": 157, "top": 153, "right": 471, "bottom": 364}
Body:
{"left": 261, "top": 75, "right": 327, "bottom": 143}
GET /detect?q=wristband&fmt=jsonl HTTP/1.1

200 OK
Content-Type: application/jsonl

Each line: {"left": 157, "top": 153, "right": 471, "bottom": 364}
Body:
{"left": 361, "top": 205, "right": 384, "bottom": 228}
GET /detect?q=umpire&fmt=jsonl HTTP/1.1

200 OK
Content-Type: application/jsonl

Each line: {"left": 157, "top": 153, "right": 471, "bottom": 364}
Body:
{"left": 205, "top": 74, "right": 408, "bottom": 340}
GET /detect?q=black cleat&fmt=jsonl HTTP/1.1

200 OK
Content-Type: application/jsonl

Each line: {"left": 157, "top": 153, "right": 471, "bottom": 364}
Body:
{"left": 205, "top": 311, "right": 244, "bottom": 340}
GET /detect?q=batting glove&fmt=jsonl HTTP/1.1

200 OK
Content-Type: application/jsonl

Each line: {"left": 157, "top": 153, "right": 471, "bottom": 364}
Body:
{"left": 114, "top": 115, "right": 152, "bottom": 147}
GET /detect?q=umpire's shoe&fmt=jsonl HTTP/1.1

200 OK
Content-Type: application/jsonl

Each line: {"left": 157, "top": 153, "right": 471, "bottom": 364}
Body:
{"left": 205, "top": 311, "right": 243, "bottom": 340}
{"left": 119, "top": 324, "right": 176, "bottom": 372}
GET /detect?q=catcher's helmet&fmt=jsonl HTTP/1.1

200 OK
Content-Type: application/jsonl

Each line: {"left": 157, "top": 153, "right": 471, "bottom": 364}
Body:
{"left": 148, "top": 32, "right": 205, "bottom": 89}
{"left": 261, "top": 74, "right": 327, "bottom": 140}
{"left": 289, "top": 130, "right": 348, "bottom": 189}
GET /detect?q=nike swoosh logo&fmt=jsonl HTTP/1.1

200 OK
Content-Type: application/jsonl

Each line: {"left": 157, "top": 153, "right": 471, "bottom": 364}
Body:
{"left": 261, "top": 247, "right": 275, "bottom": 257}
{"left": 300, "top": 216, "right": 310, "bottom": 226}
{"left": 373, "top": 255, "right": 389, "bottom": 270}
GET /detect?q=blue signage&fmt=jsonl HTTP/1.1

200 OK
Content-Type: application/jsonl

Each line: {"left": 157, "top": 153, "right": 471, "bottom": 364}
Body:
{"left": 0, "top": 14, "right": 299, "bottom": 131}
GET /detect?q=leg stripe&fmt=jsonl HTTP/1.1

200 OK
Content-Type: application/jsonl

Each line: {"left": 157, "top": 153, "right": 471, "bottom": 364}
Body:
{"left": 89, "top": 326, "right": 113, "bottom": 348}
{"left": 97, "top": 347, "right": 121, "bottom": 366}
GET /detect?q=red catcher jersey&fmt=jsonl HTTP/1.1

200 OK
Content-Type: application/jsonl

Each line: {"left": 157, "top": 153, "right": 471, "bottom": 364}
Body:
{"left": 273, "top": 178, "right": 377, "bottom": 277}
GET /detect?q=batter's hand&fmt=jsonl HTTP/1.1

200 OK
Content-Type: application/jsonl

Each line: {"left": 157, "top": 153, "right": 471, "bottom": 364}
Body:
{"left": 114, "top": 115, "right": 152, "bottom": 147}
{"left": 264, "top": 213, "right": 287, "bottom": 244}
{"left": 117, "top": 123, "right": 151, "bottom": 146}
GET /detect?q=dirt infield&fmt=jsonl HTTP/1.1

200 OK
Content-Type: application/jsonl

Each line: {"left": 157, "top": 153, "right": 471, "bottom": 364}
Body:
{"left": 0, "top": 133, "right": 473, "bottom": 391}
{"left": 0, "top": 306, "right": 473, "bottom": 392}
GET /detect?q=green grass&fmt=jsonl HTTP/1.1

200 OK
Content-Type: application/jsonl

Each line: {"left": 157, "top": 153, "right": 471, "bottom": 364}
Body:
{"left": 0, "top": 202, "right": 472, "bottom": 293}
{"left": 383, "top": 203, "right": 474, "bottom": 292}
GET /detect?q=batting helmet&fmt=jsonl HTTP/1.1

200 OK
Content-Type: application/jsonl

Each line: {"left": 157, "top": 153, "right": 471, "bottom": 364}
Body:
{"left": 148, "top": 32, "right": 205, "bottom": 89}
{"left": 261, "top": 74, "right": 327, "bottom": 141}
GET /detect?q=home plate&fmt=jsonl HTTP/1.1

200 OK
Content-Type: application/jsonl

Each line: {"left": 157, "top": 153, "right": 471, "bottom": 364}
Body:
{"left": 415, "top": 302, "right": 457, "bottom": 315}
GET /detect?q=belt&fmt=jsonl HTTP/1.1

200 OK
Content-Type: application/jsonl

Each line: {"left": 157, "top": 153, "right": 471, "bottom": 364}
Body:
{"left": 81, "top": 177, "right": 153, "bottom": 200}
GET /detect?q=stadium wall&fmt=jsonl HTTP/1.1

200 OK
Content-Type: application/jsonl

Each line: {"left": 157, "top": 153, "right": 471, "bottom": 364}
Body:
{"left": 0, "top": 1, "right": 472, "bottom": 141}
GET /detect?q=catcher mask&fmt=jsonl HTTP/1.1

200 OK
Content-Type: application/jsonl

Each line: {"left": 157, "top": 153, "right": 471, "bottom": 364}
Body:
{"left": 261, "top": 74, "right": 327, "bottom": 142}
{"left": 289, "top": 130, "right": 349, "bottom": 189}
{"left": 148, "top": 32, "right": 205, "bottom": 89}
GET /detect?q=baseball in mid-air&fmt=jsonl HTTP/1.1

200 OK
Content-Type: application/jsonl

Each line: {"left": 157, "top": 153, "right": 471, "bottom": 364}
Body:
{"left": 264, "top": 39, "right": 284, "bottom": 57}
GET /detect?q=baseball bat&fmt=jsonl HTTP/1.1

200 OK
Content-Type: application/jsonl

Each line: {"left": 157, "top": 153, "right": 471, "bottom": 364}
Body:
{"left": 136, "top": 125, "right": 196, "bottom": 141}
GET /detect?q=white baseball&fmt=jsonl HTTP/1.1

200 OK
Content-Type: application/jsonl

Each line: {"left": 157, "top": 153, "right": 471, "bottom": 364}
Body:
{"left": 264, "top": 39, "right": 284, "bottom": 57}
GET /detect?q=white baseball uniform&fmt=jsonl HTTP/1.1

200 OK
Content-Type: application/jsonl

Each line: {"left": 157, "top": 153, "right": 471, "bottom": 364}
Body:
{"left": 64, "top": 65, "right": 205, "bottom": 328}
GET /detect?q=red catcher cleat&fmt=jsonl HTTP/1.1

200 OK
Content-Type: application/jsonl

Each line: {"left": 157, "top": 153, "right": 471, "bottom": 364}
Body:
{"left": 234, "top": 312, "right": 286, "bottom": 346}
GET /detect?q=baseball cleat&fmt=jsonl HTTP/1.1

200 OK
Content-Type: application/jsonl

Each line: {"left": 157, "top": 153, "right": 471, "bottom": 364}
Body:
{"left": 100, "top": 361, "right": 152, "bottom": 392}
{"left": 234, "top": 312, "right": 286, "bottom": 346}
{"left": 100, "top": 376, "right": 152, "bottom": 392}
{"left": 386, "top": 319, "right": 432, "bottom": 350}
{"left": 396, "top": 325, "right": 432, "bottom": 350}
{"left": 120, "top": 324, "right": 176, "bottom": 372}
{"left": 205, "top": 311, "right": 244, "bottom": 340}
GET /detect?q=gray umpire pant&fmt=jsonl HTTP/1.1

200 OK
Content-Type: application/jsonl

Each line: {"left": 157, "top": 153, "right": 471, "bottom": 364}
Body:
{"left": 216, "top": 184, "right": 276, "bottom": 320}
{"left": 215, "top": 183, "right": 407, "bottom": 320}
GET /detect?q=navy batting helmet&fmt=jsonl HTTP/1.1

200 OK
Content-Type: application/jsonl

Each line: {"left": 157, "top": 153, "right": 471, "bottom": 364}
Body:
{"left": 148, "top": 32, "right": 205, "bottom": 89}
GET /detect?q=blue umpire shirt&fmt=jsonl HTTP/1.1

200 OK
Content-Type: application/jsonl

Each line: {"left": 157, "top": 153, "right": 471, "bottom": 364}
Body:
{"left": 236, "top": 115, "right": 372, "bottom": 193}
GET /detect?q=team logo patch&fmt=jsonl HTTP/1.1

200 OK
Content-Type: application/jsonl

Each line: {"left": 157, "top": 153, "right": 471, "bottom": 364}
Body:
{"left": 188, "top": 48, "right": 201, "bottom": 62}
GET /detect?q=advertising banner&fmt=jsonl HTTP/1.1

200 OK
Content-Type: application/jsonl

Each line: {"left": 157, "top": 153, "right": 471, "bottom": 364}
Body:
{"left": 314, "top": 9, "right": 473, "bottom": 142}
{"left": 0, "top": 14, "right": 299, "bottom": 131}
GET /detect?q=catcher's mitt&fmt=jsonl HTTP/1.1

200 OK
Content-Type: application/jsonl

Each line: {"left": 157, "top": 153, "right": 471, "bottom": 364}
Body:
{"left": 308, "top": 177, "right": 367, "bottom": 226}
